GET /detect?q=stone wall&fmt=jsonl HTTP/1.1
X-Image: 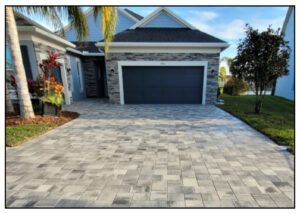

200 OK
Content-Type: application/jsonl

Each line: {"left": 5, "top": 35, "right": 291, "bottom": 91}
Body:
{"left": 105, "top": 52, "right": 220, "bottom": 104}
{"left": 81, "top": 57, "right": 98, "bottom": 98}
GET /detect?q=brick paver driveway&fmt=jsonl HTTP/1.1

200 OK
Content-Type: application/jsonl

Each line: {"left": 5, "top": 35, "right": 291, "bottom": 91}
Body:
{"left": 6, "top": 100, "right": 294, "bottom": 208}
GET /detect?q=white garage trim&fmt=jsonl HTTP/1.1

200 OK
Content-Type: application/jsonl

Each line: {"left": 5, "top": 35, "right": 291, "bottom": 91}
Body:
{"left": 117, "top": 61, "right": 208, "bottom": 105}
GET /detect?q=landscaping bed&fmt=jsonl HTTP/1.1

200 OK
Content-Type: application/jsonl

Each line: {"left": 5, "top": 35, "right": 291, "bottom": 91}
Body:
{"left": 6, "top": 111, "right": 79, "bottom": 147}
{"left": 218, "top": 95, "right": 295, "bottom": 154}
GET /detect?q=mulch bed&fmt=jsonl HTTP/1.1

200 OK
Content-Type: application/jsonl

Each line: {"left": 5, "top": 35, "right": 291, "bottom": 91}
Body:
{"left": 6, "top": 111, "right": 80, "bottom": 126}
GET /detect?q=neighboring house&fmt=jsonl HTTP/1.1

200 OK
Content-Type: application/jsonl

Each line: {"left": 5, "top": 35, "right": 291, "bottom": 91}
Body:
{"left": 6, "top": 12, "right": 77, "bottom": 104}
{"left": 275, "top": 7, "right": 295, "bottom": 100}
{"left": 95, "top": 7, "right": 228, "bottom": 104}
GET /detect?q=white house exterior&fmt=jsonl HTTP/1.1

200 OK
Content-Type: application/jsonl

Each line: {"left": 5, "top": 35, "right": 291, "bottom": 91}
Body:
{"left": 275, "top": 7, "right": 295, "bottom": 100}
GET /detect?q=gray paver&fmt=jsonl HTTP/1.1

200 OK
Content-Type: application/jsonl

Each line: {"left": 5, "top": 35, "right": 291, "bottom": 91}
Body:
{"left": 6, "top": 100, "right": 294, "bottom": 207}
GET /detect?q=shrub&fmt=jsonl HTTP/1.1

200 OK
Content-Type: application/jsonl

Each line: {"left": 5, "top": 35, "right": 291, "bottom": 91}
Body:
{"left": 217, "top": 87, "right": 223, "bottom": 97}
{"left": 41, "top": 77, "right": 64, "bottom": 106}
{"left": 223, "top": 77, "right": 248, "bottom": 96}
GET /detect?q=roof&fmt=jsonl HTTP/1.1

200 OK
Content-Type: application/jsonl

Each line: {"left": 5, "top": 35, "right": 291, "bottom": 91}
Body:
{"left": 124, "top": 8, "right": 143, "bottom": 20}
{"left": 14, "top": 12, "right": 75, "bottom": 48}
{"left": 103, "top": 28, "right": 226, "bottom": 43}
{"left": 130, "top": 7, "right": 196, "bottom": 30}
{"left": 282, "top": 7, "right": 294, "bottom": 33}
{"left": 14, "top": 12, "right": 53, "bottom": 33}
{"left": 72, "top": 41, "right": 103, "bottom": 53}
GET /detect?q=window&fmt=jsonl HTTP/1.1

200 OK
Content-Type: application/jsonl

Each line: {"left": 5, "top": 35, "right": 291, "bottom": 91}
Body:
{"left": 5, "top": 47, "right": 14, "bottom": 70}
{"left": 20, "top": 45, "right": 33, "bottom": 80}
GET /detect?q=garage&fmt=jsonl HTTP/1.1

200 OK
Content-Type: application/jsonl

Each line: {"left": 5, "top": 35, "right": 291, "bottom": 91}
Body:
{"left": 122, "top": 66, "right": 205, "bottom": 104}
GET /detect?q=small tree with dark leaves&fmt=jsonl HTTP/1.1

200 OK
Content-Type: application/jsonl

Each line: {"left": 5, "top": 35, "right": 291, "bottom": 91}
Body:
{"left": 231, "top": 24, "right": 290, "bottom": 113}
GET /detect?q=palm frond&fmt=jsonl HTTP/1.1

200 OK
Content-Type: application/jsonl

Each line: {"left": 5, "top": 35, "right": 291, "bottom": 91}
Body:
{"left": 66, "top": 6, "right": 89, "bottom": 42}
{"left": 13, "top": 7, "right": 64, "bottom": 35}
{"left": 93, "top": 7, "right": 102, "bottom": 23}
{"left": 101, "top": 7, "right": 117, "bottom": 54}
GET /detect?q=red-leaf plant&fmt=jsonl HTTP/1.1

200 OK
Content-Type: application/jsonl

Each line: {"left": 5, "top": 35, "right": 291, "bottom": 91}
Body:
{"left": 39, "top": 52, "right": 61, "bottom": 92}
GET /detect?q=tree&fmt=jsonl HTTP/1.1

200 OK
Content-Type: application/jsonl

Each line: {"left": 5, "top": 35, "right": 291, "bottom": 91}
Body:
{"left": 219, "top": 66, "right": 227, "bottom": 84}
{"left": 6, "top": 6, "right": 117, "bottom": 118}
{"left": 231, "top": 24, "right": 290, "bottom": 113}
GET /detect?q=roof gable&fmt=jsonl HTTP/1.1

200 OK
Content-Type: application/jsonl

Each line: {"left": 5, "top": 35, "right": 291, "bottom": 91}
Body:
{"left": 143, "top": 12, "right": 185, "bottom": 28}
{"left": 65, "top": 8, "right": 137, "bottom": 41}
{"left": 130, "top": 7, "right": 196, "bottom": 30}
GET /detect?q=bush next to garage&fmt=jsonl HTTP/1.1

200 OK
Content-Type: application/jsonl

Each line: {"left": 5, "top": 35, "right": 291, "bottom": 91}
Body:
{"left": 223, "top": 77, "right": 248, "bottom": 96}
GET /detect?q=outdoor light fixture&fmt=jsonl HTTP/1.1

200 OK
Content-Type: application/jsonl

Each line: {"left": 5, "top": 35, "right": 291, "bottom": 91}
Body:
{"left": 211, "top": 69, "right": 216, "bottom": 74}
{"left": 110, "top": 69, "right": 114, "bottom": 72}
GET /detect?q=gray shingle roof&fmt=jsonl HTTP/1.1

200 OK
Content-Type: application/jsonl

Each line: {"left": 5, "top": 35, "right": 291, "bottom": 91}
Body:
{"left": 124, "top": 9, "right": 144, "bottom": 20}
{"left": 72, "top": 42, "right": 103, "bottom": 53}
{"left": 104, "top": 28, "right": 226, "bottom": 43}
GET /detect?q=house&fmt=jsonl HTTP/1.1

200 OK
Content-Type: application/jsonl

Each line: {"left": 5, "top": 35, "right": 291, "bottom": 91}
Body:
{"left": 8, "top": 7, "right": 229, "bottom": 105}
{"left": 67, "top": 7, "right": 228, "bottom": 104}
{"left": 275, "top": 7, "right": 295, "bottom": 100}
{"left": 6, "top": 12, "right": 76, "bottom": 105}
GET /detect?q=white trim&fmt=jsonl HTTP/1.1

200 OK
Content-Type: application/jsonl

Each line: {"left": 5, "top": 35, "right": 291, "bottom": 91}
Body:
{"left": 66, "top": 47, "right": 104, "bottom": 56}
{"left": 14, "top": 11, "right": 52, "bottom": 33}
{"left": 57, "top": 59, "right": 71, "bottom": 105}
{"left": 119, "top": 8, "right": 140, "bottom": 22}
{"left": 130, "top": 7, "right": 196, "bottom": 30}
{"left": 96, "top": 42, "right": 229, "bottom": 53}
{"left": 96, "top": 42, "right": 229, "bottom": 48}
{"left": 17, "top": 26, "right": 76, "bottom": 48}
{"left": 117, "top": 61, "right": 208, "bottom": 105}
{"left": 75, "top": 58, "right": 84, "bottom": 93}
{"left": 106, "top": 47, "right": 221, "bottom": 53}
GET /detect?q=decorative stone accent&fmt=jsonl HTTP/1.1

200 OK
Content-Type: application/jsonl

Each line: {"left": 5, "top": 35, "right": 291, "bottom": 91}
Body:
{"left": 81, "top": 58, "right": 98, "bottom": 97}
{"left": 105, "top": 53, "right": 220, "bottom": 104}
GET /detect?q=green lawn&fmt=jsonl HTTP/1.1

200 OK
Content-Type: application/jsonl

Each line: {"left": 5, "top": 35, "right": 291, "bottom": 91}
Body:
{"left": 218, "top": 95, "right": 295, "bottom": 153}
{"left": 6, "top": 124, "right": 55, "bottom": 147}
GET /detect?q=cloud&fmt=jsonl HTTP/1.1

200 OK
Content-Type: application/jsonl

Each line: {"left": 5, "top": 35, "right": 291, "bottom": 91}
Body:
{"left": 220, "top": 19, "right": 246, "bottom": 40}
{"left": 188, "top": 18, "right": 247, "bottom": 40}
{"left": 189, "top": 19, "right": 214, "bottom": 33}
{"left": 251, "top": 17, "right": 285, "bottom": 31}
{"left": 189, "top": 11, "right": 219, "bottom": 21}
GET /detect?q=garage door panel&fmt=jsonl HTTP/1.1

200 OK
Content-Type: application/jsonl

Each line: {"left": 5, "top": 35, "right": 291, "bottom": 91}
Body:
{"left": 123, "top": 69, "right": 143, "bottom": 87}
{"left": 143, "top": 87, "right": 162, "bottom": 104}
{"left": 122, "top": 66, "right": 204, "bottom": 104}
{"left": 143, "top": 71, "right": 161, "bottom": 87}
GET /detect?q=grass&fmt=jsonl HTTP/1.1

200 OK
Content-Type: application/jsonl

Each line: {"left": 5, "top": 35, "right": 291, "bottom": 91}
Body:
{"left": 6, "top": 124, "right": 56, "bottom": 147}
{"left": 218, "top": 95, "right": 295, "bottom": 153}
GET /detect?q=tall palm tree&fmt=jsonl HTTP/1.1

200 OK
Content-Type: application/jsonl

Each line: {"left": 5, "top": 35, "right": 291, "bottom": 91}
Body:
{"left": 6, "top": 6, "right": 117, "bottom": 118}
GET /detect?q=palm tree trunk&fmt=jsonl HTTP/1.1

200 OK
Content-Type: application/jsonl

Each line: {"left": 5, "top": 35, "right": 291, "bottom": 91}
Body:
{"left": 5, "top": 83, "right": 14, "bottom": 113}
{"left": 6, "top": 7, "right": 34, "bottom": 118}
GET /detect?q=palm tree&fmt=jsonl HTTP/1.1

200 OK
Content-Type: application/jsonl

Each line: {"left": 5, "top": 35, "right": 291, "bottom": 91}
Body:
{"left": 6, "top": 6, "right": 117, "bottom": 118}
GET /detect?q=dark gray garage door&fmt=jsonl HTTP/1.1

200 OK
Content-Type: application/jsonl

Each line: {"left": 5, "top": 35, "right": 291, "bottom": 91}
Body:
{"left": 123, "top": 66, "right": 204, "bottom": 104}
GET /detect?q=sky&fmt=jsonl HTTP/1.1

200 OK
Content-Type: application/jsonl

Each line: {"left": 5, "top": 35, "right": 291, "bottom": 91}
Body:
{"left": 30, "top": 6, "right": 288, "bottom": 58}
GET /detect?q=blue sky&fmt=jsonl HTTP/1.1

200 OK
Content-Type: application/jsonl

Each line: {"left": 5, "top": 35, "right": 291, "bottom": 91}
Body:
{"left": 31, "top": 6, "right": 288, "bottom": 58}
